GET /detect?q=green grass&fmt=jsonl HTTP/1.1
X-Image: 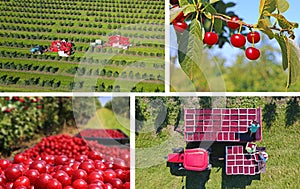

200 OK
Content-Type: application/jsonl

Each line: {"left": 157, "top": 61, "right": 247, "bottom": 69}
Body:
{"left": 82, "top": 108, "right": 130, "bottom": 136}
{"left": 136, "top": 114, "right": 300, "bottom": 189}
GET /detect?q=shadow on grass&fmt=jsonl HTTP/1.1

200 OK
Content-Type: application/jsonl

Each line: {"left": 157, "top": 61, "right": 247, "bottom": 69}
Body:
{"left": 262, "top": 101, "right": 277, "bottom": 130}
{"left": 285, "top": 97, "right": 300, "bottom": 127}
{"left": 221, "top": 171, "right": 260, "bottom": 189}
{"left": 183, "top": 142, "right": 260, "bottom": 189}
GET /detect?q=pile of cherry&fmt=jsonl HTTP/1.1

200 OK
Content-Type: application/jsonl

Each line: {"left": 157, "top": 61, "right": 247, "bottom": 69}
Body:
{"left": 0, "top": 135, "right": 130, "bottom": 189}
{"left": 78, "top": 130, "right": 127, "bottom": 139}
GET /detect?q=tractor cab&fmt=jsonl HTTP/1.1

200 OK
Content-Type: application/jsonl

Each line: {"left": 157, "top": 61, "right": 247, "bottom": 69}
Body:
{"left": 30, "top": 45, "right": 46, "bottom": 54}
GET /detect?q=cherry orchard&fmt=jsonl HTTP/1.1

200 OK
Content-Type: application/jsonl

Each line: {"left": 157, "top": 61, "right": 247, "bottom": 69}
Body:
{"left": 170, "top": 0, "right": 299, "bottom": 89}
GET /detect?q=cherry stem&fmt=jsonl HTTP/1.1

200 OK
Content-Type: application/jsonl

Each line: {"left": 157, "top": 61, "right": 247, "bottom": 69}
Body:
{"left": 210, "top": 16, "right": 215, "bottom": 32}
{"left": 238, "top": 22, "right": 242, "bottom": 34}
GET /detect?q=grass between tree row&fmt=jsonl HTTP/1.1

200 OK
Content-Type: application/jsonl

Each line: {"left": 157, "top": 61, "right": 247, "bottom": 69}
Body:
{"left": 136, "top": 106, "right": 300, "bottom": 188}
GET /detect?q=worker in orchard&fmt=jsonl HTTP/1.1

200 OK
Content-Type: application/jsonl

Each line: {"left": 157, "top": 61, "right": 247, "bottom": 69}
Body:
{"left": 249, "top": 120, "right": 260, "bottom": 139}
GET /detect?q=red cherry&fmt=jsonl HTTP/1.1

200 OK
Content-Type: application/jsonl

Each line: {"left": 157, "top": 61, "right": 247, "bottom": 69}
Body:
{"left": 13, "top": 176, "right": 30, "bottom": 188}
{"left": 36, "top": 173, "right": 52, "bottom": 189}
{"left": 41, "top": 155, "right": 55, "bottom": 164}
{"left": 78, "top": 162, "right": 95, "bottom": 174}
{"left": 86, "top": 184, "right": 103, "bottom": 189}
{"left": 4, "top": 165, "right": 22, "bottom": 182}
{"left": 230, "top": 34, "right": 246, "bottom": 48}
{"left": 47, "top": 178, "right": 62, "bottom": 189}
{"left": 175, "top": 11, "right": 185, "bottom": 22}
{"left": 123, "top": 182, "right": 130, "bottom": 189}
{"left": 25, "top": 169, "right": 40, "bottom": 186}
{"left": 247, "top": 31, "right": 260, "bottom": 43}
{"left": 203, "top": 32, "right": 218, "bottom": 46}
{"left": 63, "top": 186, "right": 74, "bottom": 189}
{"left": 61, "top": 166, "right": 73, "bottom": 177}
{"left": 54, "top": 155, "right": 68, "bottom": 165}
{"left": 55, "top": 174, "right": 71, "bottom": 187}
{"left": 103, "top": 169, "right": 116, "bottom": 183}
{"left": 110, "top": 178, "right": 123, "bottom": 189}
{"left": 72, "top": 169, "right": 87, "bottom": 181}
{"left": 29, "top": 160, "right": 47, "bottom": 173}
{"left": 173, "top": 20, "right": 188, "bottom": 33}
{"left": 72, "top": 179, "right": 87, "bottom": 189}
{"left": 245, "top": 47, "right": 260, "bottom": 60}
{"left": 87, "top": 171, "right": 104, "bottom": 184}
{"left": 13, "top": 154, "right": 27, "bottom": 164}
{"left": 0, "top": 159, "right": 11, "bottom": 170}
{"left": 227, "top": 16, "right": 240, "bottom": 30}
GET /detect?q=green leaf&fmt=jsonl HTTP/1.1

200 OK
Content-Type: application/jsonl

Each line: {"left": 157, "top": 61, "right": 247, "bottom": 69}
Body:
{"left": 225, "top": 2, "right": 236, "bottom": 8}
{"left": 203, "top": 2, "right": 217, "bottom": 14}
{"left": 182, "top": 4, "right": 196, "bottom": 16}
{"left": 277, "top": 0, "right": 289, "bottom": 13}
{"left": 210, "top": 0, "right": 220, "bottom": 4}
{"left": 275, "top": 33, "right": 300, "bottom": 88}
{"left": 275, "top": 33, "right": 288, "bottom": 70}
{"left": 259, "top": 0, "right": 276, "bottom": 15}
{"left": 203, "top": 2, "right": 222, "bottom": 33}
{"left": 170, "top": 6, "right": 184, "bottom": 23}
{"left": 286, "top": 38, "right": 300, "bottom": 88}
{"left": 179, "top": 0, "right": 189, "bottom": 7}
{"left": 214, "top": 17, "right": 223, "bottom": 33}
{"left": 179, "top": 19, "right": 203, "bottom": 80}
{"left": 177, "top": 28, "right": 189, "bottom": 64}
{"left": 257, "top": 19, "right": 275, "bottom": 39}
{"left": 269, "top": 14, "right": 298, "bottom": 29}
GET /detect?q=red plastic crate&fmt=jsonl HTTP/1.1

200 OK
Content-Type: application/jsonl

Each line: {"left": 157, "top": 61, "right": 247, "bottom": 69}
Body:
{"left": 184, "top": 108, "right": 262, "bottom": 142}
{"left": 225, "top": 146, "right": 262, "bottom": 175}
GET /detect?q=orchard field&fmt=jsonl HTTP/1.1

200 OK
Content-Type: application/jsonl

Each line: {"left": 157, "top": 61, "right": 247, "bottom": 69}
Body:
{"left": 135, "top": 97, "right": 300, "bottom": 189}
{"left": 0, "top": 0, "right": 165, "bottom": 92}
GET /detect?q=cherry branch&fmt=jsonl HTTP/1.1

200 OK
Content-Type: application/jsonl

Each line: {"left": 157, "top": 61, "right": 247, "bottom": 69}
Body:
{"left": 213, "top": 15, "right": 286, "bottom": 32}
{"left": 213, "top": 15, "right": 254, "bottom": 28}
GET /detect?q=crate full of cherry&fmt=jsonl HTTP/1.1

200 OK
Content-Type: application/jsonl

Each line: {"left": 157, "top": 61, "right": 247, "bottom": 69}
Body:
{"left": 77, "top": 129, "right": 129, "bottom": 146}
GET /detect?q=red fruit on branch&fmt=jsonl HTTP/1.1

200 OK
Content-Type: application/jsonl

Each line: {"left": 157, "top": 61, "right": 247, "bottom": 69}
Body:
{"left": 247, "top": 31, "right": 260, "bottom": 43}
{"left": 203, "top": 32, "right": 219, "bottom": 46}
{"left": 175, "top": 11, "right": 185, "bottom": 22}
{"left": 245, "top": 47, "right": 260, "bottom": 60}
{"left": 227, "top": 16, "right": 240, "bottom": 30}
{"left": 173, "top": 20, "right": 188, "bottom": 33}
{"left": 230, "top": 34, "right": 246, "bottom": 48}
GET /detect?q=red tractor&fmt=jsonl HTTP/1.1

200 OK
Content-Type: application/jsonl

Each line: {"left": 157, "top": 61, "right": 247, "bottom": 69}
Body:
{"left": 49, "top": 40, "right": 74, "bottom": 57}
{"left": 167, "top": 108, "right": 268, "bottom": 188}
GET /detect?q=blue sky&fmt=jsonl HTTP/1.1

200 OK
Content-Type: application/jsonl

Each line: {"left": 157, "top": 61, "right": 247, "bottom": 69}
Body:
{"left": 98, "top": 97, "right": 112, "bottom": 106}
{"left": 212, "top": 0, "right": 300, "bottom": 65}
